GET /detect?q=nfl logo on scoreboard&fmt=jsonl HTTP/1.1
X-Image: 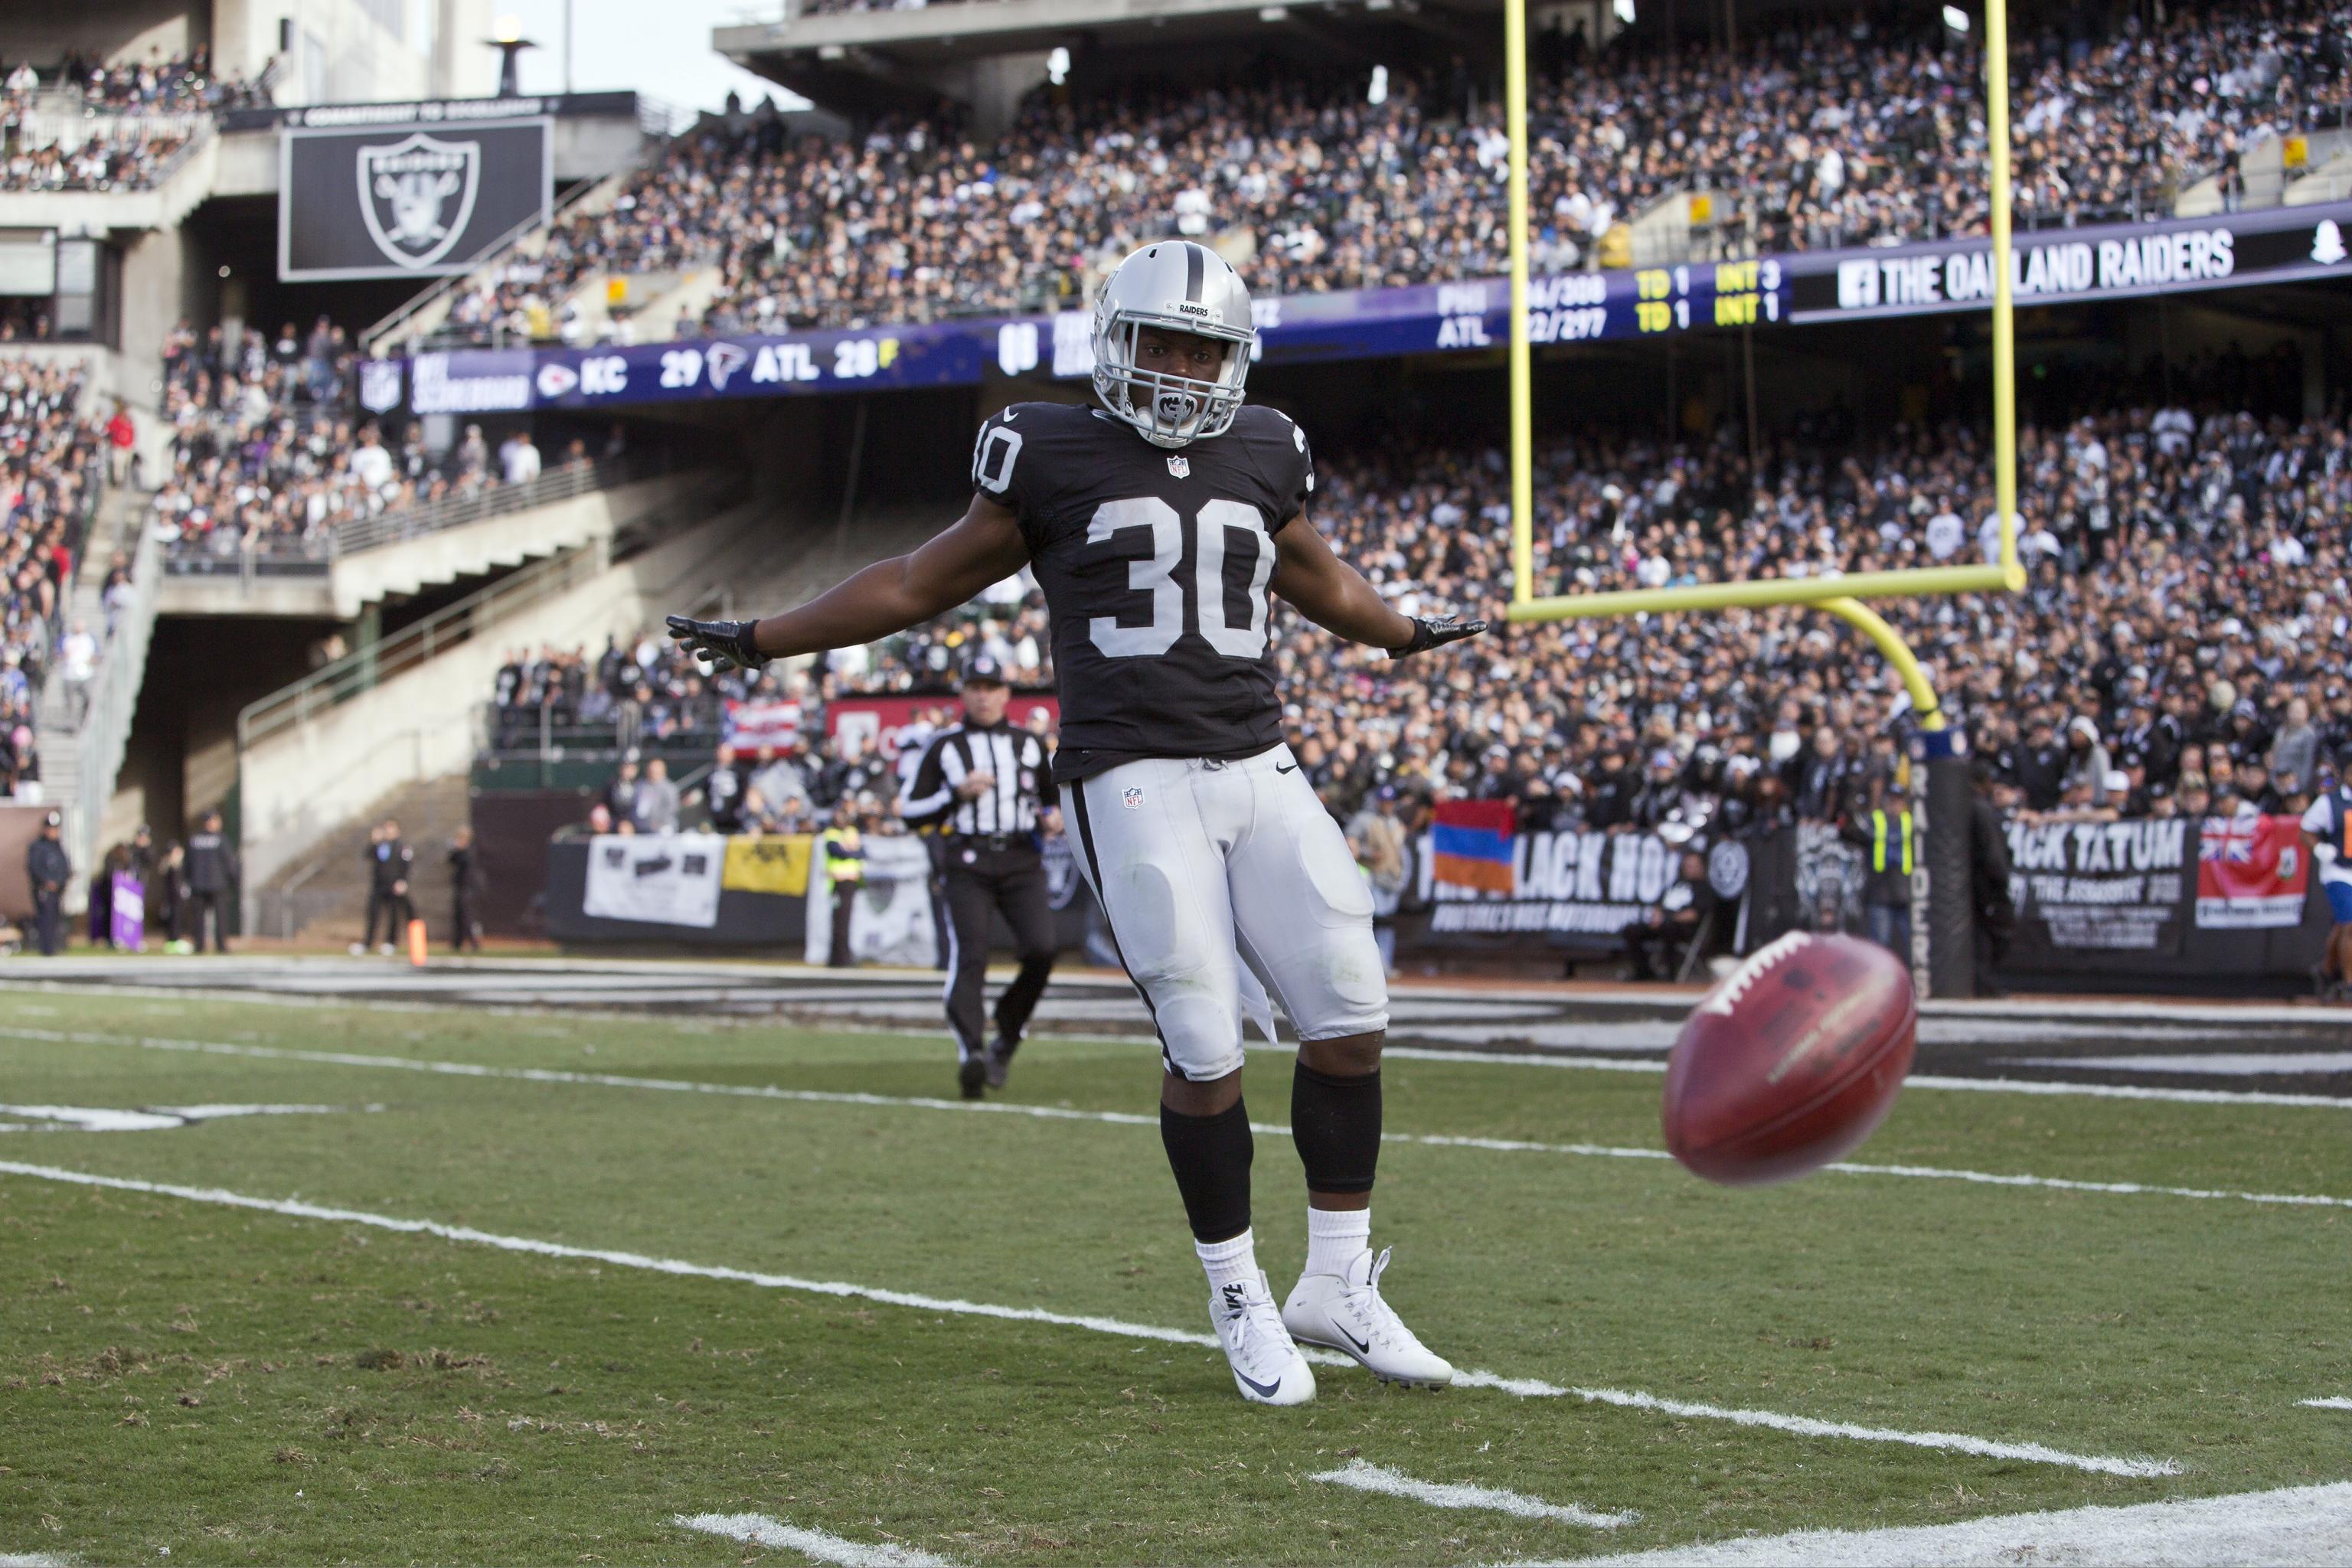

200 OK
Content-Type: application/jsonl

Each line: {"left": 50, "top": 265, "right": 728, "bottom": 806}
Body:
{"left": 1166, "top": 455, "right": 1189, "bottom": 479}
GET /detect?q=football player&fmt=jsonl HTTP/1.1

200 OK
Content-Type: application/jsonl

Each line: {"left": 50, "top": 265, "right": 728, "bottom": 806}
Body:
{"left": 671, "top": 242, "right": 1485, "bottom": 1405}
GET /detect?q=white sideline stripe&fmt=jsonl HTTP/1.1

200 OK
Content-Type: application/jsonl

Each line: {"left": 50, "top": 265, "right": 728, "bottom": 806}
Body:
{"left": 0, "top": 1158, "right": 2177, "bottom": 1477}
{"left": 673, "top": 1512, "right": 958, "bottom": 1566}
{"left": 2001, "top": 1051, "right": 2352, "bottom": 1076}
{"left": 1310, "top": 1459, "right": 1635, "bottom": 1527}
{"left": 6, "top": 1022, "right": 2347, "bottom": 1110}
{"left": 1380, "top": 1045, "right": 2352, "bottom": 1109}
{"left": 18, "top": 1027, "right": 2344, "bottom": 1214}
{"left": 2302, "top": 1397, "right": 2352, "bottom": 1411}
{"left": 1444, "top": 1377, "right": 2177, "bottom": 1478}
{"left": 0, "top": 1555, "right": 75, "bottom": 1567}
{"left": 1527, "top": 1481, "right": 2352, "bottom": 1567}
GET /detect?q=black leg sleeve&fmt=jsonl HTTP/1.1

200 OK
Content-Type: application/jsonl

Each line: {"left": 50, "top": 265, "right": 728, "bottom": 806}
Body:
{"left": 1291, "top": 1061, "right": 1381, "bottom": 1194}
{"left": 991, "top": 853, "right": 1058, "bottom": 1043}
{"left": 1161, "top": 1098, "right": 1254, "bottom": 1243}
{"left": 942, "top": 870, "right": 993, "bottom": 1059}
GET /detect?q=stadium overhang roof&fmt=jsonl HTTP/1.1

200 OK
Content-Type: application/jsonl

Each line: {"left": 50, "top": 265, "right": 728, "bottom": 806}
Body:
{"left": 716, "top": 0, "right": 1505, "bottom": 117}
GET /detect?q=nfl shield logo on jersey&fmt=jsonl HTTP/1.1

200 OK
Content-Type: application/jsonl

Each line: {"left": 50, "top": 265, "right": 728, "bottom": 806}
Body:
{"left": 1123, "top": 786, "right": 1146, "bottom": 809}
{"left": 1166, "top": 455, "right": 1190, "bottom": 479}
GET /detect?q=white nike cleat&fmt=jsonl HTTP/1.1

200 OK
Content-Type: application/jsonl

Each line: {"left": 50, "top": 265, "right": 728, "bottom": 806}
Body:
{"left": 1210, "top": 1270, "right": 1317, "bottom": 1406}
{"left": 1282, "top": 1246, "right": 1455, "bottom": 1387}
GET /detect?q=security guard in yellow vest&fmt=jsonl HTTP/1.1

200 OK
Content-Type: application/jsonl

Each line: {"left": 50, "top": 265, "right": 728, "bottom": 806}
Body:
{"left": 817, "top": 809, "right": 864, "bottom": 969}
{"left": 1841, "top": 773, "right": 1916, "bottom": 959}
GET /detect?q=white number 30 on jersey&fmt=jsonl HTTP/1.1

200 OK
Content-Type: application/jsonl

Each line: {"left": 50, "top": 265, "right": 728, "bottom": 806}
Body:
{"left": 1086, "top": 497, "right": 1273, "bottom": 661}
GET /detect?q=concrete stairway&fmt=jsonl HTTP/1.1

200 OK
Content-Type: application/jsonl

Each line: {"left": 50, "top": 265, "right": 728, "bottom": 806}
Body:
{"left": 252, "top": 773, "right": 472, "bottom": 945}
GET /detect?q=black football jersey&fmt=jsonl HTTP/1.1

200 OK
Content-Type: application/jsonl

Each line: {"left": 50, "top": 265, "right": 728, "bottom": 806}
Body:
{"left": 971, "top": 400, "right": 1315, "bottom": 782}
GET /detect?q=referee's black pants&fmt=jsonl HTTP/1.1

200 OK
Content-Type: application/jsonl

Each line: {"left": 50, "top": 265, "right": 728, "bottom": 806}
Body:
{"left": 939, "top": 839, "right": 1057, "bottom": 1061}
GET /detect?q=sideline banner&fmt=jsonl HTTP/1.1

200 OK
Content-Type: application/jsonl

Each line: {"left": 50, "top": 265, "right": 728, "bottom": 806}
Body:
{"left": 2005, "top": 817, "right": 2189, "bottom": 956}
{"left": 582, "top": 832, "right": 724, "bottom": 929}
{"left": 2194, "top": 814, "right": 2309, "bottom": 929}
{"left": 722, "top": 835, "right": 812, "bottom": 897}
{"left": 825, "top": 692, "right": 1058, "bottom": 761}
{"left": 724, "top": 699, "right": 804, "bottom": 751}
{"left": 1414, "top": 827, "right": 1685, "bottom": 949}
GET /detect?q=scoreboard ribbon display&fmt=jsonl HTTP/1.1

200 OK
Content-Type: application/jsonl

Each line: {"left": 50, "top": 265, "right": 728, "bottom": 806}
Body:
{"left": 376, "top": 199, "right": 2352, "bottom": 413}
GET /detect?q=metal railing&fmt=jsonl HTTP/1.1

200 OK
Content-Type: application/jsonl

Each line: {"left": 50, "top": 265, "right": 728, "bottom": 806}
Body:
{"left": 237, "top": 542, "right": 615, "bottom": 755}
{"left": 162, "top": 452, "right": 675, "bottom": 579}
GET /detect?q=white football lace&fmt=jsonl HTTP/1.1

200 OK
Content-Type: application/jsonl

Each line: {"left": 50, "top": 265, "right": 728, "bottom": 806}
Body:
{"left": 1221, "top": 1281, "right": 1289, "bottom": 1365}
{"left": 1339, "top": 1248, "right": 1430, "bottom": 1354}
{"left": 1700, "top": 929, "right": 1811, "bottom": 1017}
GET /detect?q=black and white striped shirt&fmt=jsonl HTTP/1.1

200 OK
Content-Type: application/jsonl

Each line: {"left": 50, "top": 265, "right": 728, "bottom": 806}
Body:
{"left": 899, "top": 722, "right": 1051, "bottom": 838}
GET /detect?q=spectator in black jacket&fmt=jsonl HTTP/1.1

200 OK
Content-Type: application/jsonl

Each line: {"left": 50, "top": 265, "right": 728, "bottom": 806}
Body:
{"left": 25, "top": 808, "right": 69, "bottom": 955}
{"left": 449, "top": 826, "right": 485, "bottom": 953}
{"left": 1968, "top": 763, "right": 2017, "bottom": 997}
{"left": 185, "top": 808, "right": 236, "bottom": 953}
{"left": 357, "top": 818, "right": 415, "bottom": 956}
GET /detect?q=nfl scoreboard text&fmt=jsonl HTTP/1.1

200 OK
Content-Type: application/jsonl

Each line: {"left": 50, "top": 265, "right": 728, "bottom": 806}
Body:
{"left": 370, "top": 198, "right": 2352, "bottom": 416}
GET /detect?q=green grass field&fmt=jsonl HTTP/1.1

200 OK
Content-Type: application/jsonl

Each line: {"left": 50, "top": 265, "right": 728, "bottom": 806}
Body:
{"left": 2, "top": 985, "right": 2347, "bottom": 1565}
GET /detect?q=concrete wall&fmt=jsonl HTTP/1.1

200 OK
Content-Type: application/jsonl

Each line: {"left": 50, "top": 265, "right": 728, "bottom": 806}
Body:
{"left": 211, "top": 0, "right": 440, "bottom": 103}
{"left": 240, "top": 501, "right": 765, "bottom": 893}
{"left": 0, "top": 0, "right": 191, "bottom": 67}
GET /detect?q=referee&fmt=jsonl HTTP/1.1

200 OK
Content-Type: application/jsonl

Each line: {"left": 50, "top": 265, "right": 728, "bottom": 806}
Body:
{"left": 899, "top": 658, "right": 1059, "bottom": 1099}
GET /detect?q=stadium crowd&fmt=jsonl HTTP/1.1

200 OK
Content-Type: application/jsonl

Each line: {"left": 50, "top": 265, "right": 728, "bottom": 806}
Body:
{"left": 0, "top": 358, "right": 106, "bottom": 799}
{"left": 0, "top": 48, "right": 266, "bottom": 194}
{"left": 147, "top": 318, "right": 577, "bottom": 562}
{"left": 489, "top": 356, "right": 2350, "bottom": 887}
{"left": 430, "top": 0, "right": 2346, "bottom": 341}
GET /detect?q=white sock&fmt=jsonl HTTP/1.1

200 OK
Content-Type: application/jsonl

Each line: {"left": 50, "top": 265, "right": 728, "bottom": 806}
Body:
{"left": 1304, "top": 1206, "right": 1370, "bottom": 1278}
{"left": 1196, "top": 1229, "right": 1261, "bottom": 1295}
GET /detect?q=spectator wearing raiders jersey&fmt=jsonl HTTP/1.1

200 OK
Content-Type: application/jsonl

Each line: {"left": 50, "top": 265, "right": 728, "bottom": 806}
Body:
{"left": 899, "top": 656, "right": 1060, "bottom": 1099}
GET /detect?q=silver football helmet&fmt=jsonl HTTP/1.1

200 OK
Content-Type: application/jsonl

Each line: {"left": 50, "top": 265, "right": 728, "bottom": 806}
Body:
{"left": 1090, "top": 241, "right": 1256, "bottom": 449}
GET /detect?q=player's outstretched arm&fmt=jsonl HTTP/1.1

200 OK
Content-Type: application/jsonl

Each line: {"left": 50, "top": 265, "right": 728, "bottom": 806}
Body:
{"left": 669, "top": 494, "right": 1030, "bottom": 671}
{"left": 1269, "top": 512, "right": 1487, "bottom": 659}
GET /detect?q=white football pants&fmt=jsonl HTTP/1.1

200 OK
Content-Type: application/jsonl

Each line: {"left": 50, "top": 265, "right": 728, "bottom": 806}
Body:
{"left": 1062, "top": 743, "right": 1390, "bottom": 1081}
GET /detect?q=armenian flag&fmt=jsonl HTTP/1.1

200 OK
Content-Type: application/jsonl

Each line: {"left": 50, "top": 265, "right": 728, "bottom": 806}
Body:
{"left": 1430, "top": 799, "right": 1517, "bottom": 894}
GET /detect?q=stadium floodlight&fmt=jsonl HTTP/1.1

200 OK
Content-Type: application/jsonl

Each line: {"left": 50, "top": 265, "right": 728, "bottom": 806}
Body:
{"left": 1368, "top": 65, "right": 1388, "bottom": 106}
{"left": 1613, "top": 0, "right": 1635, "bottom": 23}
{"left": 1942, "top": 5, "right": 1970, "bottom": 33}
{"left": 1259, "top": 5, "right": 1289, "bottom": 18}
{"left": 1047, "top": 47, "right": 1070, "bottom": 85}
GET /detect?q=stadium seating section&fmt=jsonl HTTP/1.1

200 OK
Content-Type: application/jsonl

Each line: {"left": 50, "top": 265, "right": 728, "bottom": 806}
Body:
{"left": 0, "top": 358, "right": 104, "bottom": 797}
{"left": 437, "top": 0, "right": 2350, "bottom": 341}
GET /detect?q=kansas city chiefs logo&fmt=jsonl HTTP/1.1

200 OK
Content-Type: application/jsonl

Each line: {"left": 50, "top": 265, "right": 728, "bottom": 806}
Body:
{"left": 358, "top": 132, "right": 482, "bottom": 270}
{"left": 1166, "top": 455, "right": 1190, "bottom": 479}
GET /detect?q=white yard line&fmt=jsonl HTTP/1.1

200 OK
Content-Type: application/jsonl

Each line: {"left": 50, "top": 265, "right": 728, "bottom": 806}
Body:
{"left": 1524, "top": 1481, "right": 2352, "bottom": 1567}
{"left": 1310, "top": 1459, "right": 1635, "bottom": 1527}
{"left": 0, "top": 1158, "right": 2177, "bottom": 1478}
{"left": 2301, "top": 1397, "right": 2352, "bottom": 1412}
{"left": 673, "top": 1513, "right": 959, "bottom": 1566}
{"left": 1446, "top": 1377, "right": 2177, "bottom": 1478}
{"left": 8, "top": 1028, "right": 2341, "bottom": 1214}
{"left": 1379, "top": 1046, "right": 2352, "bottom": 1109}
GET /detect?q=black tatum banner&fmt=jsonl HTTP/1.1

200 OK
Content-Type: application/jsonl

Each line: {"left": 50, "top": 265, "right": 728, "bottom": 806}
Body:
{"left": 278, "top": 118, "right": 551, "bottom": 282}
{"left": 2004, "top": 817, "right": 2190, "bottom": 958}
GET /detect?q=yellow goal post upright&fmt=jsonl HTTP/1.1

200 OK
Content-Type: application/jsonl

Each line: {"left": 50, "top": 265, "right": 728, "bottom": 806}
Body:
{"left": 1494, "top": 0, "right": 2028, "bottom": 995}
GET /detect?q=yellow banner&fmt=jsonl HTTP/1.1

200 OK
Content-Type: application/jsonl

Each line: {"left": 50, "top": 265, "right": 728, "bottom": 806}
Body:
{"left": 722, "top": 835, "right": 813, "bottom": 897}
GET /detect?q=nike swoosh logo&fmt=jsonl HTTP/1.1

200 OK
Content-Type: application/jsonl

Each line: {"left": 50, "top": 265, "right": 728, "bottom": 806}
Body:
{"left": 1334, "top": 1325, "right": 1371, "bottom": 1356}
{"left": 1235, "top": 1370, "right": 1285, "bottom": 1398}
{"left": 1275, "top": 763, "right": 1298, "bottom": 775}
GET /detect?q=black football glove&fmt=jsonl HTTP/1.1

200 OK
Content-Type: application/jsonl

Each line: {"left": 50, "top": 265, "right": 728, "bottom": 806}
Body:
{"left": 1389, "top": 613, "right": 1489, "bottom": 659}
{"left": 666, "top": 613, "right": 769, "bottom": 674}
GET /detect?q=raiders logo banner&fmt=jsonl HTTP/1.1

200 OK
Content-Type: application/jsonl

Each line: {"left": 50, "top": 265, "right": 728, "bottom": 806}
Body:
{"left": 278, "top": 119, "right": 550, "bottom": 282}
